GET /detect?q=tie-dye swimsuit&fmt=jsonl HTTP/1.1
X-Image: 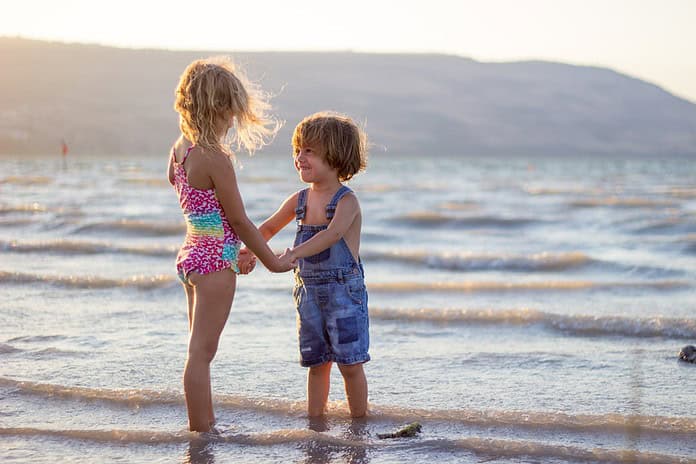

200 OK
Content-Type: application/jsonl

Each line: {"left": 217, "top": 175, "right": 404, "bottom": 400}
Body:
{"left": 171, "top": 146, "right": 241, "bottom": 284}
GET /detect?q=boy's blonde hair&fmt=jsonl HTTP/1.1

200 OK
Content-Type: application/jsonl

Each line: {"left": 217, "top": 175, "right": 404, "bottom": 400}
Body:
{"left": 292, "top": 112, "right": 367, "bottom": 181}
{"left": 174, "top": 56, "right": 278, "bottom": 154}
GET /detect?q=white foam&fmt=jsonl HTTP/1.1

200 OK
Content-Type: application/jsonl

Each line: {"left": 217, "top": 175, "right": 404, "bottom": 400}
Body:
{"left": 369, "top": 307, "right": 696, "bottom": 338}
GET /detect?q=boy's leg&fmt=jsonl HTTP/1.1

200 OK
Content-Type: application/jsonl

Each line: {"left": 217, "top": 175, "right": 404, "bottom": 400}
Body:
{"left": 307, "top": 361, "right": 332, "bottom": 417}
{"left": 183, "top": 269, "right": 236, "bottom": 432}
{"left": 337, "top": 363, "right": 367, "bottom": 418}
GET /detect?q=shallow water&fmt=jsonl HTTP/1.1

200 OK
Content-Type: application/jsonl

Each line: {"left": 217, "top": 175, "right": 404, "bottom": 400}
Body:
{"left": 1, "top": 152, "right": 695, "bottom": 463}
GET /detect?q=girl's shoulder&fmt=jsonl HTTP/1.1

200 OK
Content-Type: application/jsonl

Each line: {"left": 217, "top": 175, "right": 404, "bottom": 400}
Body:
{"left": 171, "top": 136, "right": 196, "bottom": 164}
{"left": 183, "top": 146, "right": 230, "bottom": 167}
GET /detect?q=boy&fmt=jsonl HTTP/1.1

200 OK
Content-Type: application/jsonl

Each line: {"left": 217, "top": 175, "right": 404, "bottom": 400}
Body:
{"left": 258, "top": 111, "right": 370, "bottom": 417}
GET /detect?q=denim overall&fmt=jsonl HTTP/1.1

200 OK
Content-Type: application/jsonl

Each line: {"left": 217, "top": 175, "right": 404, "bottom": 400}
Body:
{"left": 292, "top": 185, "right": 370, "bottom": 367}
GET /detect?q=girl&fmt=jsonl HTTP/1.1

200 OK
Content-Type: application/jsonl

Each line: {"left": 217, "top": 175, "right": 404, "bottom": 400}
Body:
{"left": 168, "top": 57, "right": 294, "bottom": 432}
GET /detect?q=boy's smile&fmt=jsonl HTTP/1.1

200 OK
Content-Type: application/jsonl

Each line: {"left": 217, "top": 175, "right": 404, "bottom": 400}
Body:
{"left": 294, "top": 144, "right": 337, "bottom": 184}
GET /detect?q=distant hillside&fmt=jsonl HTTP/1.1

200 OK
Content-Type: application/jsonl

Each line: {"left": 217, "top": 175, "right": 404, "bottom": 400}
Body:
{"left": 1, "top": 37, "right": 695, "bottom": 157}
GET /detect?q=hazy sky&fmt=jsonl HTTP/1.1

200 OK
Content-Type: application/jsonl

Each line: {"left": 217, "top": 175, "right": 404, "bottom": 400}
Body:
{"left": 3, "top": 0, "right": 695, "bottom": 102}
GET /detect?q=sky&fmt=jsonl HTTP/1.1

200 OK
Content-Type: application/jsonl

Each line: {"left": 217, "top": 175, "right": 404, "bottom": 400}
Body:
{"left": 2, "top": 0, "right": 695, "bottom": 102}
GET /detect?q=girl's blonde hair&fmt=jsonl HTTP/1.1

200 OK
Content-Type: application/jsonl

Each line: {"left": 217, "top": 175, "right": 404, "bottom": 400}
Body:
{"left": 174, "top": 56, "right": 279, "bottom": 154}
{"left": 292, "top": 112, "right": 368, "bottom": 181}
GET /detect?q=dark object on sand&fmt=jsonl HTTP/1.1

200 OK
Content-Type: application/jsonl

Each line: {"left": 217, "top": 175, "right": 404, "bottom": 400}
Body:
{"left": 679, "top": 345, "right": 696, "bottom": 363}
{"left": 377, "top": 422, "right": 422, "bottom": 439}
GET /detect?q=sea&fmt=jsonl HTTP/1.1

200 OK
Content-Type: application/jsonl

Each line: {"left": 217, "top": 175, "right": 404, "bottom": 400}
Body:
{"left": 1, "top": 151, "right": 695, "bottom": 463}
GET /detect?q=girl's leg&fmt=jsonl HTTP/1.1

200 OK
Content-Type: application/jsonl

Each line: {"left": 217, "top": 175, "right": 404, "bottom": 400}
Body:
{"left": 183, "top": 269, "right": 236, "bottom": 432}
{"left": 337, "top": 363, "right": 368, "bottom": 418}
{"left": 307, "top": 361, "right": 332, "bottom": 417}
{"left": 183, "top": 282, "right": 215, "bottom": 428}
{"left": 184, "top": 282, "right": 195, "bottom": 331}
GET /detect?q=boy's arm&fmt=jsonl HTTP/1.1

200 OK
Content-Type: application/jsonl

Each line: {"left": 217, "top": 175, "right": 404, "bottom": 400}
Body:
{"left": 290, "top": 194, "right": 360, "bottom": 259}
{"left": 258, "top": 192, "right": 299, "bottom": 241}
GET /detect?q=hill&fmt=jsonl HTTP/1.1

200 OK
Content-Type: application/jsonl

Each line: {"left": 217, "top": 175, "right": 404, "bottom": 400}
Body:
{"left": 1, "top": 37, "right": 695, "bottom": 157}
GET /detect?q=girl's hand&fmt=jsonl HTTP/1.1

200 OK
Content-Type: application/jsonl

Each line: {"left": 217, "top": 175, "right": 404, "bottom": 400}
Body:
{"left": 274, "top": 248, "right": 297, "bottom": 272}
{"left": 237, "top": 248, "right": 257, "bottom": 275}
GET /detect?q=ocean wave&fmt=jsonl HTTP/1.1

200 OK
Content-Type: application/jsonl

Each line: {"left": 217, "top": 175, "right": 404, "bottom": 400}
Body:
{"left": 0, "top": 239, "right": 176, "bottom": 257}
{"left": 633, "top": 217, "right": 696, "bottom": 235}
{"left": 0, "top": 176, "right": 53, "bottom": 185}
{"left": 241, "top": 175, "right": 290, "bottom": 184}
{"left": 419, "top": 437, "right": 690, "bottom": 464}
{"left": 683, "top": 235, "right": 696, "bottom": 255}
{"left": 370, "top": 404, "right": 696, "bottom": 438}
{"left": 358, "top": 184, "right": 401, "bottom": 193}
{"left": 119, "top": 177, "right": 171, "bottom": 187}
{"left": 1, "top": 426, "right": 691, "bottom": 463}
{"left": 0, "top": 203, "right": 49, "bottom": 214}
{"left": 0, "top": 428, "right": 690, "bottom": 463}
{"left": 2, "top": 377, "right": 694, "bottom": 438}
{"left": 570, "top": 197, "right": 677, "bottom": 208}
{"left": 367, "top": 280, "right": 689, "bottom": 293}
{"left": 8, "top": 334, "right": 68, "bottom": 343}
{"left": 0, "top": 343, "right": 22, "bottom": 354}
{"left": 0, "top": 271, "right": 175, "bottom": 290}
{"left": 362, "top": 250, "right": 592, "bottom": 272}
{"left": 0, "top": 426, "right": 364, "bottom": 447}
{"left": 0, "top": 217, "right": 36, "bottom": 227}
{"left": 662, "top": 187, "right": 696, "bottom": 199}
{"left": 393, "top": 212, "right": 536, "bottom": 228}
{"left": 0, "top": 426, "right": 195, "bottom": 444}
{"left": 73, "top": 219, "right": 185, "bottom": 236}
{"left": 369, "top": 307, "right": 696, "bottom": 338}
{"left": 26, "top": 347, "right": 91, "bottom": 359}
{"left": 438, "top": 200, "right": 479, "bottom": 211}
{"left": 524, "top": 186, "right": 604, "bottom": 196}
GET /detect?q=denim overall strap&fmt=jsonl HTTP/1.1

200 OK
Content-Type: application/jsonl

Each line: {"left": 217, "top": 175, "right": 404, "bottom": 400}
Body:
{"left": 295, "top": 188, "right": 309, "bottom": 222}
{"left": 325, "top": 186, "right": 353, "bottom": 220}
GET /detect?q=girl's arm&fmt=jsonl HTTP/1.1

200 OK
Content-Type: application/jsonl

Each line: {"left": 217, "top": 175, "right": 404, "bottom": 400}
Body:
{"left": 258, "top": 192, "right": 299, "bottom": 241}
{"left": 209, "top": 153, "right": 293, "bottom": 272}
{"left": 167, "top": 150, "right": 176, "bottom": 186}
{"left": 290, "top": 194, "right": 360, "bottom": 259}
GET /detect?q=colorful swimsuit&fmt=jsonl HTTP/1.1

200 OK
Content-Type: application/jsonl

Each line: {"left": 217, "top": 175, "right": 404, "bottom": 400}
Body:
{"left": 171, "top": 146, "right": 241, "bottom": 284}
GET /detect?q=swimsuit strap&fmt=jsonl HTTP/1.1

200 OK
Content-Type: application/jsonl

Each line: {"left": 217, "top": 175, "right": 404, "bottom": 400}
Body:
{"left": 181, "top": 145, "right": 195, "bottom": 165}
{"left": 295, "top": 188, "right": 309, "bottom": 221}
{"left": 325, "top": 186, "right": 352, "bottom": 219}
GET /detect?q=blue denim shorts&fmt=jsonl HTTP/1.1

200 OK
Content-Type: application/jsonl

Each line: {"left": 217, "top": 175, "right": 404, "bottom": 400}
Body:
{"left": 293, "top": 272, "right": 370, "bottom": 367}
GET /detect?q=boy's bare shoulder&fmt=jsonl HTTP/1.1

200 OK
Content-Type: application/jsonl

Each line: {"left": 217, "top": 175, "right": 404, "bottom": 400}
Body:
{"left": 338, "top": 191, "right": 360, "bottom": 209}
{"left": 287, "top": 190, "right": 301, "bottom": 202}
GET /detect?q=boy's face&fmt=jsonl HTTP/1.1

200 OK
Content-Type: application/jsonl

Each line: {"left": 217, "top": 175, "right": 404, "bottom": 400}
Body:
{"left": 293, "top": 143, "right": 336, "bottom": 183}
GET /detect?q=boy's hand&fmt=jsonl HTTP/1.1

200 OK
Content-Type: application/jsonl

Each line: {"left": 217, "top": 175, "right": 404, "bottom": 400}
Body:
{"left": 237, "top": 248, "right": 257, "bottom": 275}
{"left": 276, "top": 248, "right": 298, "bottom": 272}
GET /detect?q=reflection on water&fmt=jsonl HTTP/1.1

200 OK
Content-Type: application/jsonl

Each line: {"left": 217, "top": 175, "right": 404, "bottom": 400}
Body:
{"left": 183, "top": 437, "right": 216, "bottom": 464}
{"left": 627, "top": 348, "right": 644, "bottom": 460}
{"left": 302, "top": 417, "right": 370, "bottom": 464}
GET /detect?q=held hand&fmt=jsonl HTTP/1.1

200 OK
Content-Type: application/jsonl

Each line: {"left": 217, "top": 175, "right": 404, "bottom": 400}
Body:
{"left": 273, "top": 248, "right": 297, "bottom": 273}
{"left": 237, "top": 248, "right": 257, "bottom": 275}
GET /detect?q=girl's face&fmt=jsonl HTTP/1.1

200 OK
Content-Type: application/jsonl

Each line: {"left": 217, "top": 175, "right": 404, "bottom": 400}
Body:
{"left": 294, "top": 143, "right": 335, "bottom": 184}
{"left": 215, "top": 111, "right": 234, "bottom": 138}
